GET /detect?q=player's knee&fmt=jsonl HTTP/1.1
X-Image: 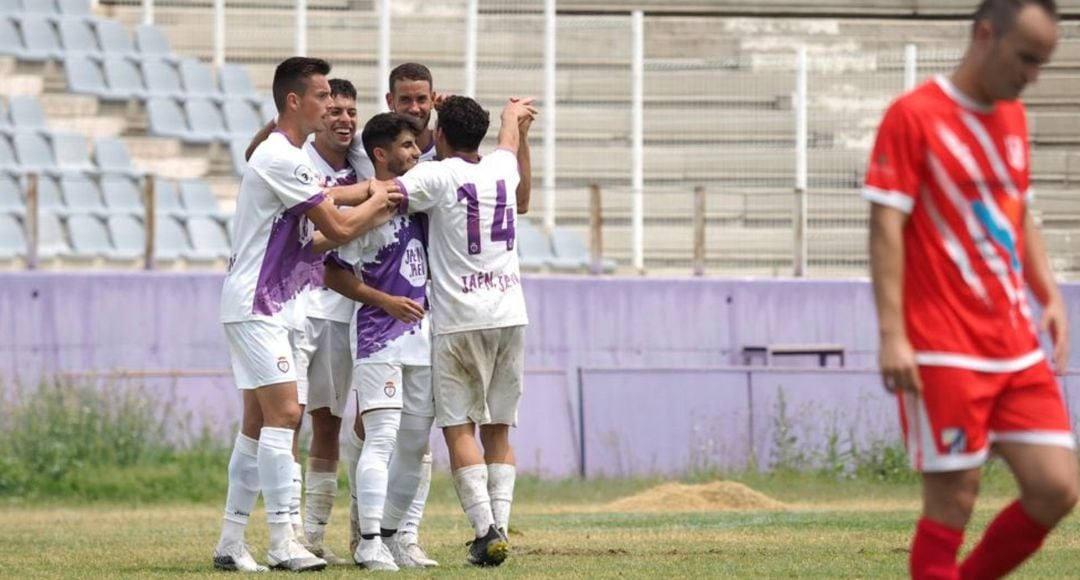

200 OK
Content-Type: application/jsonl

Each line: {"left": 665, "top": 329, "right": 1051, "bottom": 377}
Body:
{"left": 264, "top": 401, "right": 303, "bottom": 429}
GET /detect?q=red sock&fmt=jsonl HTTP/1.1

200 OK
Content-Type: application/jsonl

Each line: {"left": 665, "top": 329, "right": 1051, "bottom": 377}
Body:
{"left": 959, "top": 501, "right": 1049, "bottom": 580}
{"left": 911, "top": 517, "right": 963, "bottom": 580}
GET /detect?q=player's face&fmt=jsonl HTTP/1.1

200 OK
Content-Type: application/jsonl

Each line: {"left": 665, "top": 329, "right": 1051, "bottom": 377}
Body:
{"left": 985, "top": 5, "right": 1057, "bottom": 100}
{"left": 315, "top": 95, "right": 358, "bottom": 154}
{"left": 387, "top": 79, "right": 433, "bottom": 128}
{"left": 383, "top": 130, "right": 422, "bottom": 177}
{"left": 297, "top": 74, "right": 332, "bottom": 134}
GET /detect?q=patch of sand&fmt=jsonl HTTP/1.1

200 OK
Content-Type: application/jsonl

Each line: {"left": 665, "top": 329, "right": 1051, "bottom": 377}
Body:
{"left": 608, "top": 481, "right": 788, "bottom": 513}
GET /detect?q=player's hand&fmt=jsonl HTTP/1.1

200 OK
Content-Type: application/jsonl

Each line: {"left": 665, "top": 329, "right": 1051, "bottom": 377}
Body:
{"left": 504, "top": 97, "right": 538, "bottom": 123}
{"left": 1041, "top": 296, "right": 1070, "bottom": 373}
{"left": 377, "top": 295, "right": 425, "bottom": 323}
{"left": 386, "top": 190, "right": 404, "bottom": 208}
{"left": 879, "top": 332, "right": 922, "bottom": 394}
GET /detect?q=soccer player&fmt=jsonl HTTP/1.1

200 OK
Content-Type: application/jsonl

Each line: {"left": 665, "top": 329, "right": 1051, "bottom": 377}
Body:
{"left": 325, "top": 112, "right": 433, "bottom": 571}
{"left": 214, "top": 57, "right": 398, "bottom": 573}
{"left": 389, "top": 95, "right": 536, "bottom": 567}
{"left": 865, "top": 2, "right": 1077, "bottom": 578}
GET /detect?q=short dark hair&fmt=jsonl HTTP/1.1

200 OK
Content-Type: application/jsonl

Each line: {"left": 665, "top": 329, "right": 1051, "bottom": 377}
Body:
{"left": 272, "top": 56, "right": 331, "bottom": 112}
{"left": 388, "top": 62, "right": 433, "bottom": 93}
{"left": 361, "top": 112, "right": 424, "bottom": 162}
{"left": 973, "top": 0, "right": 1058, "bottom": 36}
{"left": 435, "top": 96, "right": 490, "bottom": 153}
{"left": 328, "top": 78, "right": 357, "bottom": 101}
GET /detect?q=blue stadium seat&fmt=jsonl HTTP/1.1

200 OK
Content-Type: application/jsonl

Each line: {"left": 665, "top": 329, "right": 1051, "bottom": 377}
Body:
{"left": 17, "top": 14, "right": 65, "bottom": 61}
{"left": 57, "top": 17, "right": 101, "bottom": 59}
{"left": 222, "top": 98, "right": 262, "bottom": 139}
{"left": 134, "top": 24, "right": 179, "bottom": 64}
{"left": 179, "top": 58, "right": 224, "bottom": 103}
{"left": 67, "top": 213, "right": 113, "bottom": 259}
{"left": 152, "top": 178, "right": 185, "bottom": 218}
{"left": 58, "top": 174, "right": 106, "bottom": 216}
{"left": 142, "top": 58, "right": 184, "bottom": 99}
{"left": 92, "top": 137, "right": 144, "bottom": 178}
{"left": 64, "top": 55, "right": 110, "bottom": 98}
{"left": 0, "top": 174, "right": 24, "bottom": 217}
{"left": 8, "top": 95, "right": 50, "bottom": 134}
{"left": 219, "top": 63, "right": 261, "bottom": 104}
{"left": 95, "top": 19, "right": 139, "bottom": 60}
{"left": 101, "top": 55, "right": 148, "bottom": 100}
{"left": 186, "top": 215, "right": 229, "bottom": 261}
{"left": 100, "top": 175, "right": 144, "bottom": 216}
{"left": 183, "top": 98, "right": 230, "bottom": 143}
{"left": 32, "top": 174, "right": 66, "bottom": 214}
{"left": 12, "top": 132, "right": 60, "bottom": 176}
{"left": 51, "top": 131, "right": 98, "bottom": 175}
{"left": 145, "top": 97, "right": 193, "bottom": 142}
{"left": 0, "top": 18, "right": 23, "bottom": 59}
{"left": 179, "top": 178, "right": 228, "bottom": 219}
{"left": 105, "top": 214, "right": 144, "bottom": 260}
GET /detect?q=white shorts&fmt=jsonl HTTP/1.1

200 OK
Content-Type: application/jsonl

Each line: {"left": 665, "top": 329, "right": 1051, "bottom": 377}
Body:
{"left": 224, "top": 320, "right": 303, "bottom": 400}
{"left": 432, "top": 325, "right": 525, "bottom": 428}
{"left": 301, "top": 318, "right": 353, "bottom": 417}
{"left": 354, "top": 363, "right": 434, "bottom": 418}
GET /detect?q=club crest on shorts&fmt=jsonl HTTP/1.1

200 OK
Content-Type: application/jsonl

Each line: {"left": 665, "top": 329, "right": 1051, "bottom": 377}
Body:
{"left": 384, "top": 380, "right": 397, "bottom": 398}
{"left": 941, "top": 427, "right": 966, "bottom": 454}
{"left": 277, "top": 356, "right": 290, "bottom": 373}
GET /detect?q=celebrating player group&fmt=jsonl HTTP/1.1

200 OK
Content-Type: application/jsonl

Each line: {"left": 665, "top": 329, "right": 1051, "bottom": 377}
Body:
{"left": 215, "top": 56, "right": 536, "bottom": 572}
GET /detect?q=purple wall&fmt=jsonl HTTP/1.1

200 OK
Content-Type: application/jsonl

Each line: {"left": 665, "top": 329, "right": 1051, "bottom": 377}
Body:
{"left": 4, "top": 272, "right": 1079, "bottom": 477}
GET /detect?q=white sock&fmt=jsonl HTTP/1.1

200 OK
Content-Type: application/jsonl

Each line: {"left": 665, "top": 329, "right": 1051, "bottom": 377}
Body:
{"left": 488, "top": 463, "right": 516, "bottom": 533}
{"left": 452, "top": 464, "right": 494, "bottom": 537}
{"left": 259, "top": 426, "right": 297, "bottom": 548}
{"left": 342, "top": 428, "right": 364, "bottom": 547}
{"left": 399, "top": 451, "right": 432, "bottom": 541}
{"left": 357, "top": 409, "right": 401, "bottom": 536}
{"left": 303, "top": 461, "right": 338, "bottom": 545}
{"left": 219, "top": 433, "right": 259, "bottom": 547}
{"left": 290, "top": 461, "right": 304, "bottom": 537}
{"left": 382, "top": 414, "right": 433, "bottom": 531}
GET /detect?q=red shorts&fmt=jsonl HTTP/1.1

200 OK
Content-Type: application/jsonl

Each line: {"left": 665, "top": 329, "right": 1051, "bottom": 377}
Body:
{"left": 898, "top": 360, "right": 1074, "bottom": 473}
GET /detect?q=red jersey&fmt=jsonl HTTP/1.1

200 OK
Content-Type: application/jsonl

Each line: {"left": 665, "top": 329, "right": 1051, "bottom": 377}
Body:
{"left": 864, "top": 76, "right": 1042, "bottom": 372}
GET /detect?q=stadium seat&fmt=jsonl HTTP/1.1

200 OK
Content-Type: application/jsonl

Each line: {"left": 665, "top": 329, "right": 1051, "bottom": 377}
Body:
{"left": 222, "top": 99, "right": 262, "bottom": 139}
{"left": 17, "top": 14, "right": 65, "bottom": 62}
{"left": 57, "top": 17, "right": 101, "bottom": 59}
{"left": 228, "top": 138, "right": 248, "bottom": 175}
{"left": 145, "top": 97, "right": 193, "bottom": 142}
{"left": 0, "top": 213, "right": 25, "bottom": 260}
{"left": 515, "top": 219, "right": 554, "bottom": 271}
{"left": 100, "top": 175, "right": 144, "bottom": 216}
{"left": 179, "top": 58, "right": 224, "bottom": 103}
{"left": 0, "top": 18, "right": 23, "bottom": 59}
{"left": 218, "top": 63, "right": 261, "bottom": 103}
{"left": 0, "top": 174, "right": 24, "bottom": 217}
{"left": 179, "top": 178, "right": 228, "bottom": 219}
{"left": 155, "top": 214, "right": 190, "bottom": 262}
{"left": 186, "top": 216, "right": 229, "bottom": 261}
{"left": 33, "top": 174, "right": 65, "bottom": 214}
{"left": 104, "top": 214, "right": 144, "bottom": 259}
{"left": 142, "top": 58, "right": 184, "bottom": 99}
{"left": 58, "top": 174, "right": 107, "bottom": 216}
{"left": 12, "top": 132, "right": 60, "bottom": 176}
{"left": 51, "top": 131, "right": 98, "bottom": 175}
{"left": 57, "top": 0, "right": 93, "bottom": 20}
{"left": 66, "top": 213, "right": 112, "bottom": 259}
{"left": 0, "top": 135, "right": 17, "bottom": 173}
{"left": 259, "top": 96, "right": 277, "bottom": 124}
{"left": 0, "top": 0, "right": 20, "bottom": 13}
{"left": 100, "top": 56, "right": 148, "bottom": 100}
{"left": 0, "top": 101, "right": 9, "bottom": 137}
{"left": 7, "top": 95, "right": 50, "bottom": 134}
{"left": 134, "top": 24, "right": 179, "bottom": 64}
{"left": 183, "top": 98, "right": 230, "bottom": 142}
{"left": 64, "top": 55, "right": 110, "bottom": 98}
{"left": 92, "top": 137, "right": 144, "bottom": 178}
{"left": 551, "top": 226, "right": 614, "bottom": 273}
{"left": 95, "top": 19, "right": 139, "bottom": 60}
{"left": 19, "top": 0, "right": 59, "bottom": 17}
{"left": 37, "top": 211, "right": 70, "bottom": 259}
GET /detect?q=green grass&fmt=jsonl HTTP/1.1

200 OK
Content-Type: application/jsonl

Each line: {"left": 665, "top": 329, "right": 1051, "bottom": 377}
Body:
{"left": 3, "top": 470, "right": 1080, "bottom": 578}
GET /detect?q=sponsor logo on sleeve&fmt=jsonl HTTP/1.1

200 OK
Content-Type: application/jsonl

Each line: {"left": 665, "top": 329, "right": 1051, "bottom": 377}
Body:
{"left": 294, "top": 164, "right": 316, "bottom": 185}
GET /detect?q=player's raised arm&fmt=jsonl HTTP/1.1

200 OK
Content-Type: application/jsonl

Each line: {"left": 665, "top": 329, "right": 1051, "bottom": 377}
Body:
{"left": 515, "top": 111, "right": 533, "bottom": 214}
{"left": 1022, "top": 209, "right": 1070, "bottom": 371}
{"left": 324, "top": 256, "right": 425, "bottom": 323}
{"left": 496, "top": 97, "right": 537, "bottom": 155}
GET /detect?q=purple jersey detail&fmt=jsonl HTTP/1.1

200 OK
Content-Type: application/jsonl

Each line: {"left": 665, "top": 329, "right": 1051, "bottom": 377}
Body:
{"left": 251, "top": 192, "right": 325, "bottom": 316}
{"left": 354, "top": 216, "right": 429, "bottom": 360}
{"left": 393, "top": 178, "right": 409, "bottom": 215}
{"left": 325, "top": 250, "right": 351, "bottom": 272}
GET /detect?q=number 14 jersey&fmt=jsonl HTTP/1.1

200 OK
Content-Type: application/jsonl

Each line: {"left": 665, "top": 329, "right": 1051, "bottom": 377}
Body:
{"left": 395, "top": 148, "right": 528, "bottom": 335}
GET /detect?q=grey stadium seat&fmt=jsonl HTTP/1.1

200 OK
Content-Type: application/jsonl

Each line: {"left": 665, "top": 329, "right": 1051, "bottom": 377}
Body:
{"left": 95, "top": 19, "right": 137, "bottom": 60}
{"left": 0, "top": 18, "right": 23, "bottom": 59}
{"left": 0, "top": 135, "right": 17, "bottom": 173}
{"left": 152, "top": 178, "right": 185, "bottom": 217}
{"left": 145, "top": 97, "right": 192, "bottom": 142}
{"left": 67, "top": 214, "right": 113, "bottom": 259}
{"left": 13, "top": 132, "right": 59, "bottom": 176}
{"left": 259, "top": 96, "right": 277, "bottom": 124}
{"left": 101, "top": 56, "right": 148, "bottom": 100}
{"left": 184, "top": 98, "right": 229, "bottom": 142}
{"left": 92, "top": 137, "right": 143, "bottom": 178}
{"left": 59, "top": 174, "right": 106, "bottom": 216}
{"left": 33, "top": 174, "right": 66, "bottom": 214}
{"left": 19, "top": 0, "right": 59, "bottom": 17}
{"left": 8, "top": 95, "right": 49, "bottom": 134}
{"left": 57, "top": 17, "right": 101, "bottom": 59}
{"left": 155, "top": 214, "right": 190, "bottom": 261}
{"left": 142, "top": 58, "right": 184, "bottom": 99}
{"left": 222, "top": 99, "right": 262, "bottom": 139}
{"left": 0, "top": 100, "right": 9, "bottom": 137}
{"left": 515, "top": 219, "right": 554, "bottom": 271}
{"left": 0, "top": 0, "right": 20, "bottom": 13}
{"left": 219, "top": 63, "right": 260, "bottom": 103}
{"left": 0, "top": 213, "right": 25, "bottom": 260}
{"left": 37, "top": 211, "right": 70, "bottom": 259}
{"left": 179, "top": 58, "right": 224, "bottom": 103}
{"left": 134, "top": 24, "right": 179, "bottom": 64}
{"left": 105, "top": 214, "right": 144, "bottom": 260}
{"left": 17, "top": 14, "right": 65, "bottom": 61}
{"left": 64, "top": 55, "right": 110, "bottom": 98}
{"left": 100, "top": 175, "right": 143, "bottom": 215}
{"left": 52, "top": 131, "right": 98, "bottom": 175}
{"left": 229, "top": 138, "right": 247, "bottom": 175}
{"left": 186, "top": 216, "right": 229, "bottom": 261}
{"left": 57, "top": 0, "right": 93, "bottom": 20}
{"left": 0, "top": 174, "right": 24, "bottom": 217}
{"left": 179, "top": 178, "right": 227, "bottom": 219}
{"left": 551, "top": 226, "right": 616, "bottom": 273}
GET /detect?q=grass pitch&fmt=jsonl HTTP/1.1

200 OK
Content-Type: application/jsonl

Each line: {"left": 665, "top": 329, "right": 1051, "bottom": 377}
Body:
{"left": 3, "top": 472, "right": 1080, "bottom": 578}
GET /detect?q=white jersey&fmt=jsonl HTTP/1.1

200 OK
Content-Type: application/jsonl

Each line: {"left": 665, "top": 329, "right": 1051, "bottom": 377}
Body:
{"left": 348, "top": 134, "right": 437, "bottom": 180}
{"left": 220, "top": 131, "right": 324, "bottom": 328}
{"left": 329, "top": 214, "right": 431, "bottom": 365}
{"left": 302, "top": 141, "right": 357, "bottom": 323}
{"left": 397, "top": 148, "right": 528, "bottom": 335}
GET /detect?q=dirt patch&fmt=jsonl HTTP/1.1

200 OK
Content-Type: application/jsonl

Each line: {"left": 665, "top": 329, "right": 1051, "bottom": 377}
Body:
{"left": 608, "top": 481, "right": 788, "bottom": 512}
